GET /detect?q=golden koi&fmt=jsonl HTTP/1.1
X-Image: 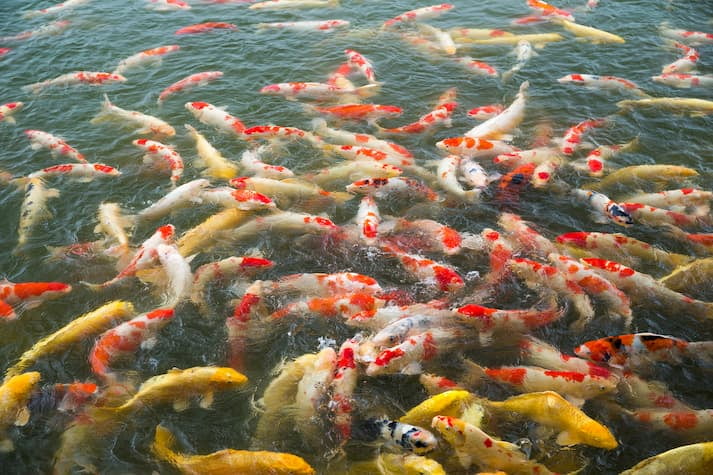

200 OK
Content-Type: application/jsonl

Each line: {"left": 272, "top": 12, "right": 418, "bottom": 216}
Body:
{"left": 0, "top": 372, "right": 41, "bottom": 452}
{"left": 184, "top": 124, "right": 239, "bottom": 180}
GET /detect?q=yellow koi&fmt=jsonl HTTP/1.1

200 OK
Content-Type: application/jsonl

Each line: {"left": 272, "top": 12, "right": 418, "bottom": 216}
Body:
{"left": 618, "top": 97, "right": 713, "bottom": 115}
{"left": 621, "top": 441, "right": 713, "bottom": 474}
{"left": 176, "top": 208, "right": 253, "bottom": 257}
{"left": 0, "top": 372, "right": 40, "bottom": 452}
{"left": 346, "top": 453, "right": 445, "bottom": 475}
{"left": 659, "top": 257, "right": 713, "bottom": 293}
{"left": 399, "top": 390, "right": 476, "bottom": 428}
{"left": 184, "top": 124, "right": 239, "bottom": 180}
{"left": 554, "top": 19, "right": 625, "bottom": 44}
{"left": 458, "top": 33, "right": 564, "bottom": 46}
{"left": 587, "top": 164, "right": 698, "bottom": 192}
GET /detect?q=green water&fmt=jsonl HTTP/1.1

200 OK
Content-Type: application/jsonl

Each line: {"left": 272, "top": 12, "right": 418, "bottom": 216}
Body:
{"left": 1, "top": 0, "right": 713, "bottom": 473}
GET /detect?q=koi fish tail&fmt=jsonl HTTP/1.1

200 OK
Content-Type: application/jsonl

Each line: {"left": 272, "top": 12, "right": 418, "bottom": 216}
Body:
{"left": 151, "top": 425, "right": 183, "bottom": 466}
{"left": 355, "top": 83, "right": 381, "bottom": 98}
{"left": 90, "top": 94, "right": 115, "bottom": 124}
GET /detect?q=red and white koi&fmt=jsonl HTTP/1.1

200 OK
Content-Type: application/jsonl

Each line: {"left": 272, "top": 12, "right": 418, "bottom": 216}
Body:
{"left": 113, "top": 45, "right": 181, "bottom": 75}
{"left": 662, "top": 42, "right": 699, "bottom": 74}
{"left": 449, "top": 28, "right": 514, "bottom": 41}
{"left": 158, "top": 72, "right": 223, "bottom": 104}
{"left": 652, "top": 73, "right": 713, "bottom": 88}
{"left": 382, "top": 4, "right": 454, "bottom": 29}
{"left": 24, "top": 130, "right": 86, "bottom": 163}
{"left": 572, "top": 189, "right": 634, "bottom": 226}
{"left": 323, "top": 144, "right": 412, "bottom": 167}
{"left": 377, "top": 102, "right": 456, "bottom": 135}
{"left": 23, "top": 71, "right": 126, "bottom": 94}
{"left": 155, "top": 244, "right": 193, "bottom": 305}
{"left": 531, "top": 158, "right": 562, "bottom": 188}
{"left": 184, "top": 124, "right": 239, "bottom": 180}
{"left": 14, "top": 179, "right": 59, "bottom": 253}
{"left": 269, "top": 293, "right": 385, "bottom": 321}
{"left": 549, "top": 253, "right": 632, "bottom": 327}
{"left": 453, "top": 57, "right": 498, "bottom": 77}
{"left": 191, "top": 257, "right": 273, "bottom": 316}
{"left": 229, "top": 176, "right": 353, "bottom": 208}
{"left": 240, "top": 146, "right": 294, "bottom": 179}
{"left": 480, "top": 228, "right": 515, "bottom": 284}
{"left": 577, "top": 138, "right": 638, "bottom": 177}
{"left": 133, "top": 138, "right": 183, "bottom": 185}
{"left": 89, "top": 308, "right": 175, "bottom": 380}
{"left": 436, "top": 155, "right": 479, "bottom": 202}
{"left": 557, "top": 74, "right": 649, "bottom": 96}
{"left": 467, "top": 104, "right": 504, "bottom": 120}
{"left": 465, "top": 81, "right": 529, "bottom": 140}
{"left": 311, "top": 103, "right": 402, "bottom": 123}
{"left": 382, "top": 244, "right": 464, "bottom": 294}
{"left": 498, "top": 212, "right": 557, "bottom": 258}
{"left": 346, "top": 177, "right": 439, "bottom": 202}
{"left": 263, "top": 272, "right": 382, "bottom": 298}
{"left": 28, "top": 163, "right": 120, "bottom": 181}
{"left": 347, "top": 300, "right": 446, "bottom": 332}
{"left": 259, "top": 81, "right": 378, "bottom": 101}
{"left": 382, "top": 218, "right": 463, "bottom": 256}
{"left": 174, "top": 22, "right": 237, "bottom": 35}
{"left": 622, "top": 188, "right": 713, "bottom": 211}
{"left": 518, "top": 336, "right": 618, "bottom": 380}
{"left": 662, "top": 226, "right": 713, "bottom": 255}
{"left": 419, "top": 374, "right": 463, "bottom": 395}
{"left": 49, "top": 382, "right": 99, "bottom": 413}
{"left": 22, "top": 0, "right": 90, "bottom": 18}
{"left": 312, "top": 118, "right": 413, "bottom": 159}
{"left": 659, "top": 23, "right": 713, "bottom": 46}
{"left": 617, "top": 372, "right": 694, "bottom": 411}
{"left": 136, "top": 179, "right": 210, "bottom": 222}
{"left": 508, "top": 257, "right": 595, "bottom": 326}
{"left": 493, "top": 147, "right": 560, "bottom": 168}
{"left": 243, "top": 125, "right": 322, "bottom": 146}
{"left": 92, "top": 95, "right": 175, "bottom": 137}
{"left": 619, "top": 202, "right": 705, "bottom": 228}
{"left": 185, "top": 102, "right": 245, "bottom": 136}
{"left": 145, "top": 0, "right": 190, "bottom": 10}
{"left": 0, "top": 20, "right": 70, "bottom": 42}
{"left": 560, "top": 118, "right": 608, "bottom": 155}
{"left": 257, "top": 20, "right": 350, "bottom": 32}
{"left": 329, "top": 338, "right": 360, "bottom": 443}
{"left": 626, "top": 408, "right": 713, "bottom": 438}
{"left": 200, "top": 187, "right": 276, "bottom": 211}
{"left": 0, "top": 102, "right": 23, "bottom": 124}
{"left": 344, "top": 49, "right": 377, "bottom": 84}
{"left": 527, "top": 0, "right": 574, "bottom": 21}
{"left": 249, "top": 0, "right": 339, "bottom": 10}
{"left": 366, "top": 329, "right": 460, "bottom": 376}
{"left": 0, "top": 280, "right": 71, "bottom": 320}
{"left": 580, "top": 257, "right": 713, "bottom": 320}
{"left": 356, "top": 196, "right": 380, "bottom": 245}
{"left": 436, "top": 136, "right": 516, "bottom": 159}
{"left": 226, "top": 292, "right": 264, "bottom": 370}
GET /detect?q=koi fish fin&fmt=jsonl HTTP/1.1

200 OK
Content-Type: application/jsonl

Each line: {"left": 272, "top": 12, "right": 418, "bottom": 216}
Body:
{"left": 90, "top": 94, "right": 115, "bottom": 124}
{"left": 172, "top": 398, "right": 190, "bottom": 412}
{"left": 199, "top": 391, "right": 214, "bottom": 409}
{"left": 14, "top": 406, "right": 30, "bottom": 426}
{"left": 564, "top": 395, "right": 586, "bottom": 408}
{"left": 401, "top": 362, "right": 423, "bottom": 376}
{"left": 460, "top": 403, "right": 485, "bottom": 428}
{"left": 329, "top": 191, "right": 355, "bottom": 205}
{"left": 454, "top": 449, "right": 473, "bottom": 469}
{"left": 3, "top": 116, "right": 16, "bottom": 125}
{"left": 556, "top": 429, "right": 583, "bottom": 446}
{"left": 355, "top": 83, "right": 381, "bottom": 99}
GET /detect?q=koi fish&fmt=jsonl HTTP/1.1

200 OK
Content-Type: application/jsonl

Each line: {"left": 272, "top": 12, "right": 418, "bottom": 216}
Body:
{"left": 293, "top": 347, "right": 337, "bottom": 447}
{"left": 436, "top": 155, "right": 479, "bottom": 202}
{"left": 0, "top": 20, "right": 70, "bottom": 42}
{"left": 344, "top": 49, "right": 377, "bottom": 84}
{"left": 518, "top": 335, "right": 619, "bottom": 380}
{"left": 377, "top": 102, "right": 456, "bottom": 135}
{"left": 449, "top": 28, "right": 514, "bottom": 41}
{"left": 617, "top": 371, "right": 693, "bottom": 411}
{"left": 618, "top": 97, "right": 713, "bottom": 114}
{"left": 554, "top": 19, "right": 625, "bottom": 44}
{"left": 311, "top": 103, "right": 402, "bottom": 123}
{"left": 28, "top": 163, "right": 120, "bottom": 181}
{"left": 261, "top": 272, "right": 382, "bottom": 298}
{"left": 621, "top": 441, "right": 713, "bottom": 474}
{"left": 658, "top": 257, "right": 713, "bottom": 293}
{"left": 372, "top": 312, "right": 457, "bottom": 347}
{"left": 436, "top": 136, "right": 516, "bottom": 158}
{"left": 560, "top": 118, "right": 607, "bottom": 155}
{"left": 185, "top": 101, "right": 245, "bottom": 135}
{"left": 659, "top": 23, "right": 713, "bottom": 45}
{"left": 460, "top": 33, "right": 564, "bottom": 46}
{"left": 502, "top": 40, "right": 537, "bottom": 81}
{"left": 22, "top": 0, "right": 90, "bottom": 18}
{"left": 382, "top": 244, "right": 464, "bottom": 293}
{"left": 382, "top": 4, "right": 455, "bottom": 29}
{"left": 458, "top": 157, "right": 499, "bottom": 194}
{"left": 133, "top": 138, "right": 183, "bottom": 185}
{"left": 418, "top": 374, "right": 464, "bottom": 396}
{"left": 23, "top": 71, "right": 126, "bottom": 94}
{"left": 558, "top": 74, "right": 648, "bottom": 96}
{"left": 157, "top": 71, "right": 223, "bottom": 104}
{"left": 625, "top": 407, "right": 713, "bottom": 439}
{"left": 145, "top": 0, "right": 190, "bottom": 10}
{"left": 0, "top": 102, "right": 23, "bottom": 124}
{"left": 4, "top": 301, "right": 135, "bottom": 381}
{"left": 356, "top": 417, "right": 438, "bottom": 454}
{"left": 0, "top": 372, "right": 41, "bottom": 452}
{"left": 574, "top": 333, "right": 713, "bottom": 369}
{"left": 259, "top": 81, "right": 379, "bottom": 102}
{"left": 619, "top": 202, "right": 706, "bottom": 228}
{"left": 498, "top": 212, "right": 557, "bottom": 258}
{"left": 622, "top": 188, "right": 712, "bottom": 211}
{"left": 465, "top": 81, "right": 529, "bottom": 140}
{"left": 349, "top": 453, "right": 445, "bottom": 474}
{"left": 24, "top": 130, "right": 86, "bottom": 163}
{"left": 652, "top": 73, "right": 713, "bottom": 88}
{"left": 184, "top": 125, "right": 239, "bottom": 180}
{"left": 0, "top": 280, "right": 71, "bottom": 320}
{"left": 415, "top": 23, "right": 457, "bottom": 55}
{"left": 257, "top": 20, "right": 349, "bottom": 31}
{"left": 587, "top": 164, "right": 698, "bottom": 192}
{"left": 249, "top": 0, "right": 339, "bottom": 10}
{"left": 174, "top": 22, "right": 237, "bottom": 35}
{"left": 453, "top": 57, "right": 499, "bottom": 77}
{"left": 135, "top": 179, "right": 209, "bottom": 222}
{"left": 243, "top": 125, "right": 322, "bottom": 146}
{"left": 527, "top": 0, "right": 574, "bottom": 21}
{"left": 347, "top": 177, "right": 439, "bottom": 202}
{"left": 312, "top": 118, "right": 413, "bottom": 159}
{"left": 45, "top": 382, "right": 99, "bottom": 413}
{"left": 366, "top": 328, "right": 461, "bottom": 376}
{"left": 572, "top": 189, "right": 633, "bottom": 226}
{"left": 15, "top": 178, "right": 60, "bottom": 253}
{"left": 89, "top": 308, "right": 175, "bottom": 380}
{"left": 487, "top": 391, "right": 618, "bottom": 449}
{"left": 399, "top": 390, "right": 474, "bottom": 430}
{"left": 113, "top": 45, "right": 180, "bottom": 75}
{"left": 468, "top": 104, "right": 504, "bottom": 120}
{"left": 94, "top": 202, "right": 132, "bottom": 257}
{"left": 240, "top": 146, "right": 294, "bottom": 179}
{"left": 201, "top": 187, "right": 275, "bottom": 211}
{"left": 382, "top": 218, "right": 464, "bottom": 256}
{"left": 495, "top": 162, "right": 535, "bottom": 203}
{"left": 356, "top": 195, "right": 380, "bottom": 245}
{"left": 580, "top": 257, "right": 713, "bottom": 320}
{"left": 347, "top": 300, "right": 447, "bottom": 331}
{"left": 219, "top": 212, "right": 339, "bottom": 247}
{"left": 152, "top": 425, "right": 315, "bottom": 474}
{"left": 91, "top": 95, "right": 174, "bottom": 136}
{"left": 577, "top": 138, "right": 639, "bottom": 177}
{"left": 230, "top": 176, "right": 352, "bottom": 209}
{"left": 431, "top": 415, "right": 554, "bottom": 473}
{"left": 662, "top": 42, "right": 699, "bottom": 74}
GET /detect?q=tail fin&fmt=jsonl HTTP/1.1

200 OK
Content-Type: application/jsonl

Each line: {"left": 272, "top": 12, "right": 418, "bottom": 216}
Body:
{"left": 311, "top": 118, "right": 328, "bottom": 134}
{"left": 355, "top": 83, "right": 381, "bottom": 98}
{"left": 90, "top": 94, "right": 114, "bottom": 125}
{"left": 152, "top": 425, "right": 181, "bottom": 467}
{"left": 21, "top": 82, "right": 45, "bottom": 95}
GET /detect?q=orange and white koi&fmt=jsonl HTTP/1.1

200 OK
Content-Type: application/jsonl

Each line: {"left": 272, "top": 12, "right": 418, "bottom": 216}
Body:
{"left": 200, "top": 187, "right": 276, "bottom": 210}
{"left": 14, "top": 178, "right": 59, "bottom": 253}
{"left": 617, "top": 372, "right": 694, "bottom": 411}
{"left": 453, "top": 56, "right": 498, "bottom": 77}
{"left": 508, "top": 257, "right": 595, "bottom": 325}
{"left": 366, "top": 329, "right": 461, "bottom": 376}
{"left": 492, "top": 148, "right": 558, "bottom": 168}
{"left": 419, "top": 373, "right": 463, "bottom": 395}
{"left": 311, "top": 103, "right": 402, "bottom": 123}
{"left": 619, "top": 202, "right": 705, "bottom": 228}
{"left": 465, "top": 81, "right": 529, "bottom": 140}
{"left": 382, "top": 244, "right": 464, "bottom": 294}
{"left": 0, "top": 372, "right": 41, "bottom": 452}
{"left": 329, "top": 338, "right": 360, "bottom": 443}
{"left": 344, "top": 49, "right": 377, "bottom": 84}
{"left": 495, "top": 162, "right": 535, "bottom": 203}
{"left": 312, "top": 118, "right": 413, "bottom": 159}
{"left": 652, "top": 73, "right": 713, "bottom": 88}
{"left": 549, "top": 253, "right": 632, "bottom": 326}
{"left": 240, "top": 146, "right": 294, "bottom": 179}
{"left": 356, "top": 196, "right": 380, "bottom": 245}
{"left": 259, "top": 81, "right": 378, "bottom": 101}
{"left": 558, "top": 74, "right": 648, "bottom": 96}
{"left": 377, "top": 102, "right": 456, "bottom": 135}
{"left": 185, "top": 102, "right": 245, "bottom": 136}
{"left": 257, "top": 20, "right": 349, "bottom": 31}
{"left": 358, "top": 417, "right": 438, "bottom": 455}
{"left": 518, "top": 335, "right": 618, "bottom": 380}
{"left": 468, "top": 104, "right": 504, "bottom": 120}
{"left": 659, "top": 23, "right": 713, "bottom": 46}
{"left": 580, "top": 257, "right": 713, "bottom": 320}
{"left": 555, "top": 231, "right": 691, "bottom": 269}
{"left": 576, "top": 138, "right": 638, "bottom": 177}
{"left": 229, "top": 176, "right": 352, "bottom": 208}
{"left": 92, "top": 94, "right": 175, "bottom": 137}
{"left": 662, "top": 42, "right": 699, "bottom": 74}
{"left": 449, "top": 27, "right": 513, "bottom": 41}
{"left": 625, "top": 408, "right": 713, "bottom": 439}
{"left": 158, "top": 71, "right": 223, "bottom": 104}
{"left": 663, "top": 226, "right": 713, "bottom": 254}
{"left": 145, "top": 0, "right": 190, "bottom": 10}
{"left": 527, "top": 0, "right": 574, "bottom": 21}
{"left": 498, "top": 212, "right": 557, "bottom": 258}
{"left": 46, "top": 382, "right": 99, "bottom": 413}
{"left": 0, "top": 102, "right": 23, "bottom": 124}
{"left": 136, "top": 179, "right": 210, "bottom": 222}
{"left": 560, "top": 118, "right": 608, "bottom": 155}
{"left": 573, "top": 189, "right": 634, "bottom": 226}
{"left": 89, "top": 308, "right": 175, "bottom": 380}
{"left": 0, "top": 20, "right": 70, "bottom": 43}
{"left": 24, "top": 130, "right": 86, "bottom": 163}
{"left": 184, "top": 124, "right": 239, "bottom": 180}
{"left": 323, "top": 144, "right": 412, "bottom": 167}
{"left": 574, "top": 333, "right": 713, "bottom": 369}
{"left": 249, "top": 0, "right": 339, "bottom": 10}
{"left": 531, "top": 158, "right": 563, "bottom": 188}
{"left": 269, "top": 292, "right": 385, "bottom": 322}
{"left": 133, "top": 138, "right": 183, "bottom": 185}
{"left": 436, "top": 136, "right": 516, "bottom": 158}
{"left": 0, "top": 281, "right": 71, "bottom": 320}
{"left": 261, "top": 272, "right": 381, "bottom": 298}
{"left": 480, "top": 228, "right": 515, "bottom": 284}
{"left": 243, "top": 125, "right": 322, "bottom": 146}
{"left": 382, "top": 4, "right": 455, "bottom": 29}
{"left": 23, "top": 71, "right": 126, "bottom": 94}
{"left": 28, "top": 163, "right": 120, "bottom": 181}
{"left": 174, "top": 22, "right": 237, "bottom": 35}
{"left": 436, "top": 155, "right": 479, "bottom": 202}
{"left": 382, "top": 218, "right": 463, "bottom": 256}
{"left": 113, "top": 45, "right": 181, "bottom": 75}
{"left": 347, "top": 177, "right": 439, "bottom": 202}
{"left": 22, "top": 0, "right": 90, "bottom": 18}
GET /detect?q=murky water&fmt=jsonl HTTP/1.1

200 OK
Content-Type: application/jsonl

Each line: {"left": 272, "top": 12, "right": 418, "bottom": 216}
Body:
{"left": 1, "top": 0, "right": 713, "bottom": 473}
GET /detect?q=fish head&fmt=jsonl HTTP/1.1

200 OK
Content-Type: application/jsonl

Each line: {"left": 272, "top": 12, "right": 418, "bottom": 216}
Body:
{"left": 607, "top": 204, "right": 634, "bottom": 226}
{"left": 209, "top": 367, "right": 248, "bottom": 387}
{"left": 574, "top": 337, "right": 627, "bottom": 367}
{"left": 409, "top": 428, "right": 438, "bottom": 454}
{"left": 431, "top": 415, "right": 466, "bottom": 447}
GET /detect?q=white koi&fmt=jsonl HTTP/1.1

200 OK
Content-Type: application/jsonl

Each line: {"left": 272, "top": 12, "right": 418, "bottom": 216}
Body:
{"left": 436, "top": 155, "right": 479, "bottom": 202}
{"left": 136, "top": 179, "right": 210, "bottom": 222}
{"left": 502, "top": 40, "right": 537, "bottom": 81}
{"left": 23, "top": 0, "right": 90, "bottom": 19}
{"left": 92, "top": 95, "right": 175, "bottom": 137}
{"left": 465, "top": 81, "right": 529, "bottom": 140}
{"left": 155, "top": 244, "right": 193, "bottom": 306}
